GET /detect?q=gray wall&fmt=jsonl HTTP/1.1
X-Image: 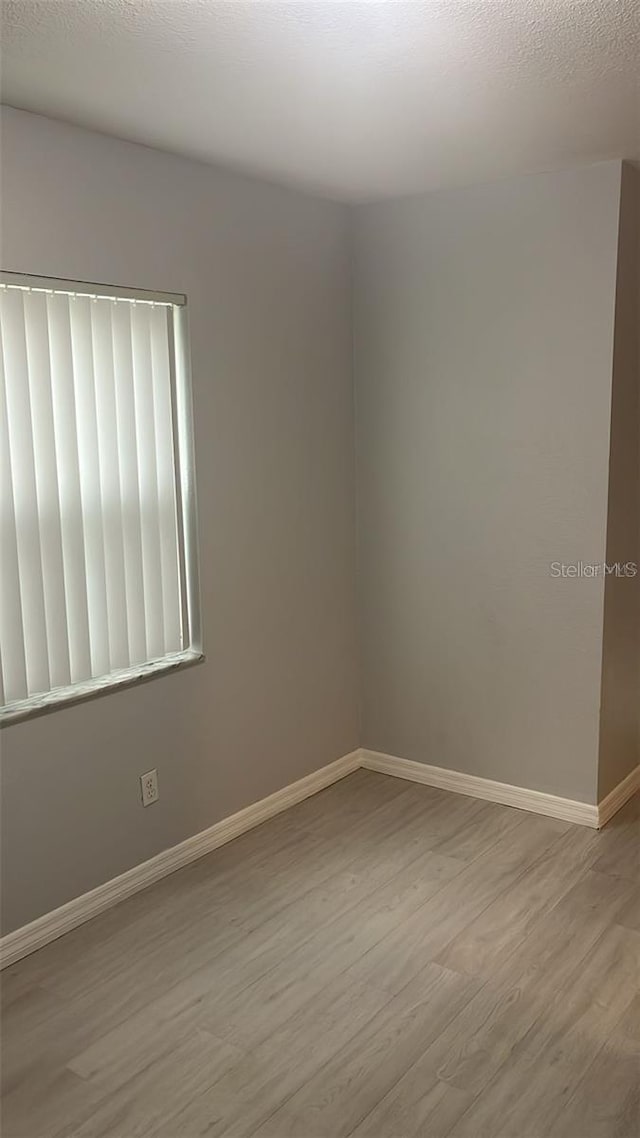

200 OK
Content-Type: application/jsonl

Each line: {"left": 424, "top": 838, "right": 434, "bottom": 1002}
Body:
{"left": 0, "top": 111, "right": 632, "bottom": 935}
{"left": 0, "top": 108, "right": 359, "bottom": 933}
{"left": 598, "top": 163, "right": 640, "bottom": 798}
{"left": 353, "top": 163, "right": 622, "bottom": 803}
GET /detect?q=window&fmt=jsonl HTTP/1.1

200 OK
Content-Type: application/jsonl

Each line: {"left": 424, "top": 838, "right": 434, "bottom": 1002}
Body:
{"left": 0, "top": 271, "right": 202, "bottom": 724}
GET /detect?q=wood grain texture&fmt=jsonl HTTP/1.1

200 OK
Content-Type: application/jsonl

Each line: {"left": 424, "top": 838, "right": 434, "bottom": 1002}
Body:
{"left": 1, "top": 771, "right": 637, "bottom": 1138}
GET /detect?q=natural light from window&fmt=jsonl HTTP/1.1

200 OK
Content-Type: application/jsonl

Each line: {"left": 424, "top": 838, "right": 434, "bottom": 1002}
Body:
{"left": 0, "top": 272, "right": 202, "bottom": 723}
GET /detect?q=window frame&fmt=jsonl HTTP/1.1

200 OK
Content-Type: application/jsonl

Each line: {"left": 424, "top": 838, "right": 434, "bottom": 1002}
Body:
{"left": 0, "top": 270, "right": 204, "bottom": 726}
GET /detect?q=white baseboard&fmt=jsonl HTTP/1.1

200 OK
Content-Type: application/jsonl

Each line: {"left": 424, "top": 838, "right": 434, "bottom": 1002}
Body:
{"left": 0, "top": 749, "right": 360, "bottom": 970}
{"left": 597, "top": 764, "right": 639, "bottom": 828}
{"left": 360, "top": 749, "right": 600, "bottom": 829}
{"left": 3, "top": 746, "right": 635, "bottom": 969}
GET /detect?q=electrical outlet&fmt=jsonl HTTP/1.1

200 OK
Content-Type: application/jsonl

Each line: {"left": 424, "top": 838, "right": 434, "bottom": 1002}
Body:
{"left": 140, "top": 768, "right": 159, "bottom": 807}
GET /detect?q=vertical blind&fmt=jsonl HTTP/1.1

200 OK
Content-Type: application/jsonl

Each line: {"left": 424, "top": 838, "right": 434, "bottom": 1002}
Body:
{"left": 0, "top": 279, "right": 186, "bottom": 710}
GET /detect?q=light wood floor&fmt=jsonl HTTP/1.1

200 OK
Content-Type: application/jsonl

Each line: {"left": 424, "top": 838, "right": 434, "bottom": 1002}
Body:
{"left": 1, "top": 771, "right": 638, "bottom": 1138}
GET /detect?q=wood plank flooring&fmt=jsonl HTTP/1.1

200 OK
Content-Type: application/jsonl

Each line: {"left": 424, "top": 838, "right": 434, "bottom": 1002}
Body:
{"left": 1, "top": 770, "right": 638, "bottom": 1138}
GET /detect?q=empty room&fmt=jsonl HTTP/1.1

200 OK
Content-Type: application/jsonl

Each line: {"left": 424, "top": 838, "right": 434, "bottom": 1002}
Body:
{"left": 0, "top": 2, "right": 638, "bottom": 1136}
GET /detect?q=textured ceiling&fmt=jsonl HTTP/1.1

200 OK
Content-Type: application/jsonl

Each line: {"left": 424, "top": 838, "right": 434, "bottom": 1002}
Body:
{"left": 2, "top": 0, "right": 639, "bottom": 201}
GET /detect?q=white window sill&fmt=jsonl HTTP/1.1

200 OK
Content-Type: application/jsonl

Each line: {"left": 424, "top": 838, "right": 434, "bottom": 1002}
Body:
{"left": 0, "top": 649, "right": 205, "bottom": 727}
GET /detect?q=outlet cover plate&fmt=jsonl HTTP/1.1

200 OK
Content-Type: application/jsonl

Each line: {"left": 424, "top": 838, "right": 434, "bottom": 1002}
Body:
{"left": 140, "top": 768, "right": 159, "bottom": 807}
